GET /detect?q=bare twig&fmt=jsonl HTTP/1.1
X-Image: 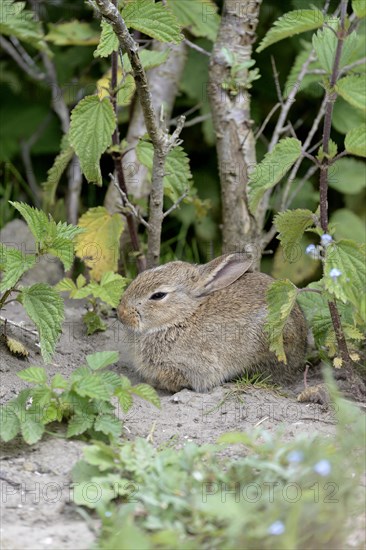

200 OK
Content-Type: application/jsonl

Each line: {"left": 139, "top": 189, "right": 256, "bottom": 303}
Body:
{"left": 0, "top": 36, "right": 45, "bottom": 81}
{"left": 184, "top": 114, "right": 211, "bottom": 128}
{"left": 255, "top": 102, "right": 281, "bottom": 140}
{"left": 163, "top": 190, "right": 189, "bottom": 218}
{"left": 184, "top": 37, "right": 211, "bottom": 57}
{"left": 112, "top": 175, "right": 149, "bottom": 228}
{"left": 270, "top": 56, "right": 283, "bottom": 105}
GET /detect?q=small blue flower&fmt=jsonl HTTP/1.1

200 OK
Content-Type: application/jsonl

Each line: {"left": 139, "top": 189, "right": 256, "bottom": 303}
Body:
{"left": 287, "top": 450, "right": 304, "bottom": 463}
{"left": 306, "top": 244, "right": 320, "bottom": 260}
{"left": 314, "top": 459, "right": 331, "bottom": 476}
{"left": 329, "top": 268, "right": 342, "bottom": 281}
{"left": 268, "top": 520, "right": 285, "bottom": 535}
{"left": 321, "top": 234, "right": 333, "bottom": 247}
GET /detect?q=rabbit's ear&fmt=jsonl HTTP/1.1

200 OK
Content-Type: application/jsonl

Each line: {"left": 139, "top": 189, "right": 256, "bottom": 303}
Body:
{"left": 196, "top": 253, "right": 253, "bottom": 296}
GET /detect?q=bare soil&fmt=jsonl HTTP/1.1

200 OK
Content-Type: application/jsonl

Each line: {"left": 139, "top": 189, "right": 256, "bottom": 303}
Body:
{"left": 0, "top": 298, "right": 365, "bottom": 549}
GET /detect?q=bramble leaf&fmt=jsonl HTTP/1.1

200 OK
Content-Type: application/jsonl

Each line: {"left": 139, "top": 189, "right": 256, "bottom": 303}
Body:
{"left": 74, "top": 207, "right": 124, "bottom": 281}
{"left": 248, "top": 138, "right": 302, "bottom": 212}
{"left": 20, "top": 416, "right": 45, "bottom": 445}
{"left": 264, "top": 280, "right": 298, "bottom": 364}
{"left": 94, "top": 414, "right": 122, "bottom": 438}
{"left": 122, "top": 0, "right": 183, "bottom": 44}
{"left": 9, "top": 201, "right": 49, "bottom": 244}
{"left": 67, "top": 414, "right": 94, "bottom": 437}
{"left": 0, "top": 405, "right": 20, "bottom": 442}
{"left": 17, "top": 367, "right": 47, "bottom": 385}
{"left": 20, "top": 283, "right": 64, "bottom": 363}
{"left": 94, "top": 19, "right": 118, "bottom": 58}
{"left": 74, "top": 374, "right": 111, "bottom": 401}
{"left": 130, "top": 384, "right": 161, "bottom": 408}
{"left": 69, "top": 96, "right": 116, "bottom": 185}
{"left": 257, "top": 9, "right": 324, "bottom": 52}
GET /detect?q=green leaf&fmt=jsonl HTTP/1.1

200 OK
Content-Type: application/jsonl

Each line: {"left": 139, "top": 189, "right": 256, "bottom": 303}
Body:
{"left": 9, "top": 201, "right": 49, "bottom": 244}
{"left": 94, "top": 414, "right": 122, "bottom": 438}
{"left": 71, "top": 480, "right": 115, "bottom": 508}
{"left": 313, "top": 27, "right": 358, "bottom": 73}
{"left": 130, "top": 384, "right": 161, "bottom": 408}
{"left": 248, "top": 138, "right": 302, "bottom": 212}
{"left": 86, "top": 351, "right": 119, "bottom": 371}
{"left": 92, "top": 272, "right": 128, "bottom": 307}
{"left": 257, "top": 9, "right": 324, "bottom": 53}
{"left": 345, "top": 124, "right": 366, "bottom": 157}
{"left": 17, "top": 367, "right": 47, "bottom": 385}
{"left": 274, "top": 209, "right": 315, "bottom": 250}
{"left": 83, "top": 441, "right": 116, "bottom": 470}
{"left": 122, "top": 0, "right": 183, "bottom": 44}
{"left": 284, "top": 42, "right": 322, "bottom": 98}
{"left": 332, "top": 98, "right": 365, "bottom": 134}
{"left": 0, "top": 245, "right": 36, "bottom": 292}
{"left": 122, "top": 49, "right": 170, "bottom": 72}
{"left": 0, "top": 0, "right": 49, "bottom": 52}
{"left": 99, "top": 371, "right": 123, "bottom": 392}
{"left": 0, "top": 405, "right": 20, "bottom": 442}
{"left": 352, "top": 0, "right": 366, "bottom": 18}
{"left": 20, "top": 283, "right": 64, "bottom": 363}
{"left": 264, "top": 280, "right": 299, "bottom": 364}
{"left": 335, "top": 75, "right": 366, "bottom": 112}
{"left": 67, "top": 414, "right": 94, "bottom": 437}
{"left": 330, "top": 209, "right": 366, "bottom": 243}
{"left": 83, "top": 311, "right": 107, "bottom": 335}
{"left": 42, "top": 135, "right": 74, "bottom": 209}
{"left": 167, "top": 0, "right": 219, "bottom": 41}
{"left": 75, "top": 207, "right": 124, "bottom": 281}
{"left": 94, "top": 19, "right": 118, "bottom": 58}
{"left": 115, "top": 388, "right": 133, "bottom": 413}
{"left": 55, "top": 278, "right": 77, "bottom": 293}
{"left": 75, "top": 374, "right": 111, "bottom": 401}
{"left": 136, "top": 141, "right": 193, "bottom": 202}
{"left": 329, "top": 158, "right": 366, "bottom": 194}
{"left": 324, "top": 240, "right": 366, "bottom": 307}
{"left": 20, "top": 417, "right": 45, "bottom": 445}
{"left": 46, "top": 21, "right": 100, "bottom": 45}
{"left": 51, "top": 373, "right": 68, "bottom": 390}
{"left": 69, "top": 96, "right": 116, "bottom": 185}
{"left": 47, "top": 237, "right": 74, "bottom": 271}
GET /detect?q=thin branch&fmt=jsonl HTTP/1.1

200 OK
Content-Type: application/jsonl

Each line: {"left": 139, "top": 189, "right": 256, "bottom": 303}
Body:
{"left": 183, "top": 37, "right": 211, "bottom": 57}
{"left": 0, "top": 36, "right": 46, "bottom": 81}
{"left": 340, "top": 56, "right": 366, "bottom": 75}
{"left": 270, "top": 56, "right": 283, "bottom": 105}
{"left": 112, "top": 175, "right": 149, "bottom": 228}
{"left": 184, "top": 113, "right": 211, "bottom": 128}
{"left": 255, "top": 102, "right": 281, "bottom": 140}
{"left": 163, "top": 190, "right": 188, "bottom": 219}
{"left": 0, "top": 316, "right": 39, "bottom": 338}
{"left": 169, "top": 103, "right": 202, "bottom": 126}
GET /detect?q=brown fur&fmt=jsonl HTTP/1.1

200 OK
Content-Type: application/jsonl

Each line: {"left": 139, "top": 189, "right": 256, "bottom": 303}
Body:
{"left": 117, "top": 254, "right": 307, "bottom": 392}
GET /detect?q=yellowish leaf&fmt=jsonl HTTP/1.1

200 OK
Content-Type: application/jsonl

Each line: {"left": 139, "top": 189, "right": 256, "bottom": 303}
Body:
{"left": 5, "top": 336, "right": 29, "bottom": 357}
{"left": 75, "top": 207, "right": 124, "bottom": 281}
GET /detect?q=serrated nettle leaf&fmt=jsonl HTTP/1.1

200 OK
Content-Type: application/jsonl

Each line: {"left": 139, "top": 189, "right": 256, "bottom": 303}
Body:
{"left": 47, "top": 237, "right": 74, "bottom": 271}
{"left": 248, "top": 138, "right": 302, "bottom": 212}
{"left": 67, "top": 414, "right": 94, "bottom": 437}
{"left": 115, "top": 388, "right": 134, "bottom": 413}
{"left": 55, "top": 220, "right": 83, "bottom": 241}
{"left": 76, "top": 274, "right": 87, "bottom": 289}
{"left": 274, "top": 209, "right": 315, "bottom": 251}
{"left": 94, "top": 414, "right": 122, "bottom": 438}
{"left": 313, "top": 27, "right": 358, "bottom": 73}
{"left": 20, "top": 417, "right": 45, "bottom": 445}
{"left": 136, "top": 141, "right": 193, "bottom": 202}
{"left": 0, "top": 0, "right": 49, "bottom": 52}
{"left": 343, "top": 324, "right": 365, "bottom": 341}
{"left": 51, "top": 373, "right": 68, "bottom": 390}
{"left": 83, "top": 311, "right": 107, "bottom": 335}
{"left": 94, "top": 19, "right": 118, "bottom": 58}
{"left": 167, "top": 0, "right": 219, "bottom": 41}
{"left": 17, "top": 367, "right": 47, "bottom": 385}
{"left": 55, "top": 277, "right": 77, "bottom": 293}
{"left": 69, "top": 96, "right": 116, "bottom": 185}
{"left": 130, "top": 384, "right": 161, "bottom": 408}
{"left": 265, "top": 280, "right": 298, "bottom": 363}
{"left": 75, "top": 207, "right": 124, "bottom": 281}
{"left": 0, "top": 405, "right": 20, "bottom": 442}
{"left": 20, "top": 283, "right": 64, "bottom": 363}
{"left": 0, "top": 245, "right": 36, "bottom": 292}
{"left": 93, "top": 271, "right": 128, "bottom": 307}
{"left": 257, "top": 9, "right": 324, "bottom": 53}
{"left": 324, "top": 240, "right": 366, "bottom": 307}
{"left": 74, "top": 374, "right": 111, "bottom": 401}
{"left": 329, "top": 158, "right": 366, "bottom": 194}
{"left": 9, "top": 201, "right": 49, "bottom": 244}
{"left": 345, "top": 124, "right": 366, "bottom": 157}
{"left": 352, "top": 0, "right": 366, "bottom": 18}
{"left": 42, "top": 135, "right": 74, "bottom": 209}
{"left": 335, "top": 75, "right": 366, "bottom": 112}
{"left": 317, "top": 139, "right": 338, "bottom": 161}
{"left": 86, "top": 351, "right": 119, "bottom": 371}
{"left": 122, "top": 0, "right": 183, "bottom": 44}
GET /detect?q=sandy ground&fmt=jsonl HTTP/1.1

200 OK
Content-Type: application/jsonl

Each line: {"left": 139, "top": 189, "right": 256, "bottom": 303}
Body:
{"left": 2, "top": 297, "right": 363, "bottom": 550}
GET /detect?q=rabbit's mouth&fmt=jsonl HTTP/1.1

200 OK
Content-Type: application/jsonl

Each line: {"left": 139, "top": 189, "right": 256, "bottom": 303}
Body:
{"left": 117, "top": 304, "right": 141, "bottom": 330}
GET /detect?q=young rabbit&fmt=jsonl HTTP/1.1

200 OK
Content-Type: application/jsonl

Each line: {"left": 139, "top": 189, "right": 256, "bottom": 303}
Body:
{"left": 117, "top": 253, "right": 307, "bottom": 393}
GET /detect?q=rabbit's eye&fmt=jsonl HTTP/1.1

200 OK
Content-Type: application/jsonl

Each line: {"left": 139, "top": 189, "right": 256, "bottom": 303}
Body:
{"left": 149, "top": 292, "right": 167, "bottom": 300}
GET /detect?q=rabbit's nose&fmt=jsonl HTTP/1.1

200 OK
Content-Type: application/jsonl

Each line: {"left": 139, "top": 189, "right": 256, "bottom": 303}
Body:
{"left": 117, "top": 304, "right": 127, "bottom": 321}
